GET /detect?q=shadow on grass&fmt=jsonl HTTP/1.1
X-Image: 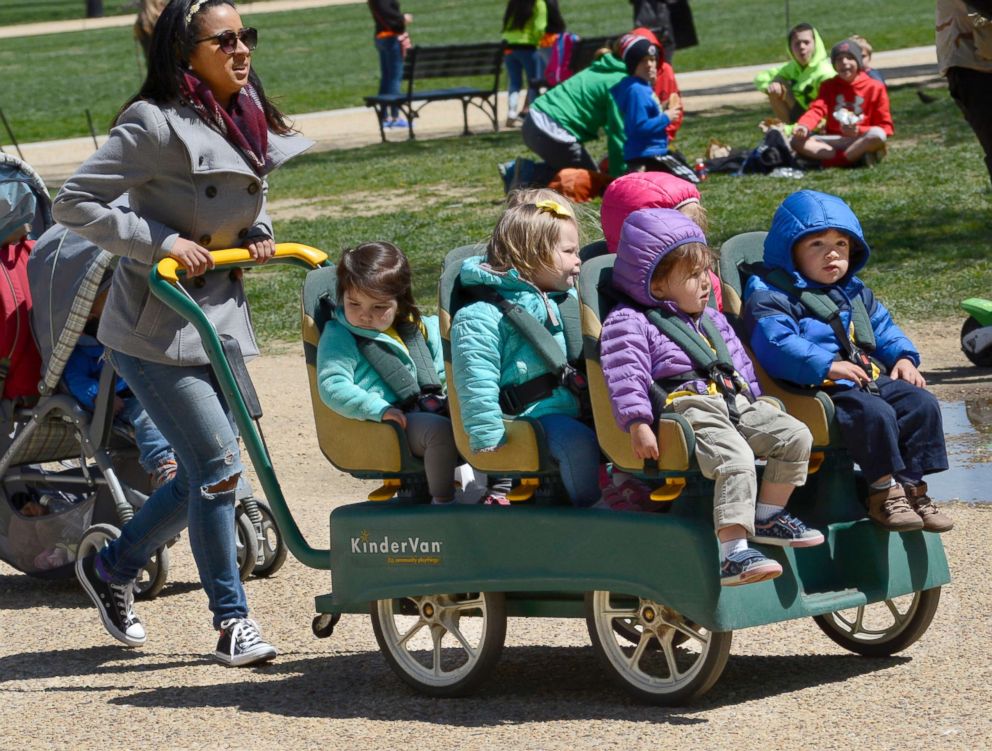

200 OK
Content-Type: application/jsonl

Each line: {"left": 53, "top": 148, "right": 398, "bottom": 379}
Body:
{"left": 0, "top": 642, "right": 907, "bottom": 723}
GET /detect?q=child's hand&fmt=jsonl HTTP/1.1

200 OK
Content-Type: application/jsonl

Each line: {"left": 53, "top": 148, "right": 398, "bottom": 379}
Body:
{"left": 840, "top": 121, "right": 859, "bottom": 138}
{"left": 382, "top": 408, "right": 408, "bottom": 429}
{"left": 792, "top": 124, "right": 810, "bottom": 140}
{"left": 890, "top": 358, "right": 926, "bottom": 387}
{"left": 665, "top": 93, "right": 682, "bottom": 120}
{"left": 827, "top": 361, "right": 872, "bottom": 387}
{"left": 630, "top": 422, "right": 659, "bottom": 460}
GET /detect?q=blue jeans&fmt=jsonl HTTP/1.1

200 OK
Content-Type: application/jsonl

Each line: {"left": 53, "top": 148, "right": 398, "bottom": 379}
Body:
{"left": 375, "top": 35, "right": 404, "bottom": 119}
{"left": 504, "top": 47, "right": 541, "bottom": 114}
{"left": 536, "top": 414, "right": 601, "bottom": 506}
{"left": 100, "top": 351, "right": 247, "bottom": 628}
{"left": 118, "top": 396, "right": 173, "bottom": 474}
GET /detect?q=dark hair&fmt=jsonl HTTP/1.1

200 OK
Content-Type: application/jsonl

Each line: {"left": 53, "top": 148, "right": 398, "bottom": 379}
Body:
{"left": 503, "top": 0, "right": 537, "bottom": 32}
{"left": 116, "top": 0, "right": 290, "bottom": 134}
{"left": 545, "top": 0, "right": 566, "bottom": 35}
{"left": 336, "top": 242, "right": 421, "bottom": 327}
{"left": 788, "top": 22, "right": 815, "bottom": 43}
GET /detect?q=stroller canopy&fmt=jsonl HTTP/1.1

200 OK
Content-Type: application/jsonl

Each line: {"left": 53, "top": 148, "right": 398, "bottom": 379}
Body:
{"left": 0, "top": 153, "right": 52, "bottom": 243}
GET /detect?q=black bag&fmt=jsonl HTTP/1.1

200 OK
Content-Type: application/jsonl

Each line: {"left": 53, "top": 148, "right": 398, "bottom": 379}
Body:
{"left": 704, "top": 147, "right": 750, "bottom": 174}
{"left": 742, "top": 128, "right": 796, "bottom": 174}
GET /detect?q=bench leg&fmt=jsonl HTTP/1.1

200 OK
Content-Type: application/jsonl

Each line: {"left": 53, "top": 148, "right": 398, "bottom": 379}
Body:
{"left": 461, "top": 99, "right": 471, "bottom": 136}
{"left": 373, "top": 105, "right": 387, "bottom": 143}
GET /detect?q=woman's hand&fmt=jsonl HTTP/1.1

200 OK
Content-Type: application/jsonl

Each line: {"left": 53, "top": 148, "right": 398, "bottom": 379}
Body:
{"left": 382, "top": 407, "right": 408, "bottom": 429}
{"left": 245, "top": 236, "right": 276, "bottom": 265}
{"left": 630, "top": 421, "right": 659, "bottom": 460}
{"left": 890, "top": 358, "right": 926, "bottom": 387}
{"left": 167, "top": 238, "right": 214, "bottom": 277}
{"left": 827, "top": 361, "right": 871, "bottom": 387}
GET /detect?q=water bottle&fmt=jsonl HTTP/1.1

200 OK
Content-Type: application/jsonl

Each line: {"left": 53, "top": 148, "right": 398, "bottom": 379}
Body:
{"left": 693, "top": 158, "right": 709, "bottom": 181}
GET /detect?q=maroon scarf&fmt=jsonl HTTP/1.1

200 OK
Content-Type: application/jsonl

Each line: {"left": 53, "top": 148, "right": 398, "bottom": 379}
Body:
{"left": 179, "top": 71, "right": 269, "bottom": 174}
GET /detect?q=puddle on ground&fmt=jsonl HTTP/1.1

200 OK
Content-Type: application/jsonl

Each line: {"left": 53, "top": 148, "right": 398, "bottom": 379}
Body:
{"left": 928, "top": 398, "right": 992, "bottom": 503}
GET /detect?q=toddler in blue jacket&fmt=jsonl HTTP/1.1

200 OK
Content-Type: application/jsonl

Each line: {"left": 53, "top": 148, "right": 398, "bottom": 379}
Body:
{"left": 742, "top": 190, "right": 952, "bottom": 533}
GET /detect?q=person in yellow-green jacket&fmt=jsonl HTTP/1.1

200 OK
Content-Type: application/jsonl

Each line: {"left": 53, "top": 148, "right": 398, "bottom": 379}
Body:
{"left": 754, "top": 23, "right": 835, "bottom": 124}
{"left": 502, "top": 0, "right": 548, "bottom": 126}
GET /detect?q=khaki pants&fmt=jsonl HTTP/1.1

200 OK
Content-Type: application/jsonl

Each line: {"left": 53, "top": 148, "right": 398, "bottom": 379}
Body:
{"left": 671, "top": 395, "right": 812, "bottom": 535}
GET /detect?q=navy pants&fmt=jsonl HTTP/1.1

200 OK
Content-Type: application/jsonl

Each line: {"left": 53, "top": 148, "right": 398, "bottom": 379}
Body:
{"left": 829, "top": 376, "right": 948, "bottom": 483}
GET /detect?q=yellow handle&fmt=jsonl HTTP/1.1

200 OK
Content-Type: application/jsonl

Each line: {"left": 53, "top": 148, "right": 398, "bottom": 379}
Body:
{"left": 156, "top": 242, "right": 328, "bottom": 282}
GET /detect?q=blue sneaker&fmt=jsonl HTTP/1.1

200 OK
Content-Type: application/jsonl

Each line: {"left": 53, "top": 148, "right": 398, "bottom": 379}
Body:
{"left": 720, "top": 547, "right": 783, "bottom": 587}
{"left": 497, "top": 160, "right": 516, "bottom": 194}
{"left": 391, "top": 118, "right": 409, "bottom": 128}
{"left": 751, "top": 510, "right": 824, "bottom": 548}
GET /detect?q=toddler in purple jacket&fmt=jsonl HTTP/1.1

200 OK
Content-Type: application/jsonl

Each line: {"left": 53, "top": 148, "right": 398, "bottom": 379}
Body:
{"left": 599, "top": 208, "right": 821, "bottom": 586}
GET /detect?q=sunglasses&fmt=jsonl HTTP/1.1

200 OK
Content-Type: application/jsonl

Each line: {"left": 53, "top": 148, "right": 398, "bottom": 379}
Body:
{"left": 195, "top": 27, "right": 258, "bottom": 54}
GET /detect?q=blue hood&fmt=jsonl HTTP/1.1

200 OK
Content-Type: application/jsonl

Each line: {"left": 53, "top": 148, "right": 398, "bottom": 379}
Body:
{"left": 763, "top": 190, "right": 870, "bottom": 288}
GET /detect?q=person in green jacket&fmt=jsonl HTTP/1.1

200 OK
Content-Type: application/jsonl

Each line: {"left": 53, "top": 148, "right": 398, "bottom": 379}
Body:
{"left": 519, "top": 49, "right": 628, "bottom": 185}
{"left": 317, "top": 242, "right": 458, "bottom": 505}
{"left": 754, "top": 23, "right": 835, "bottom": 124}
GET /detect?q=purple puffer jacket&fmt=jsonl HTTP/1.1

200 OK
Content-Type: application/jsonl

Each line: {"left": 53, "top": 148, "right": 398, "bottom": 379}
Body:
{"left": 600, "top": 208, "right": 761, "bottom": 431}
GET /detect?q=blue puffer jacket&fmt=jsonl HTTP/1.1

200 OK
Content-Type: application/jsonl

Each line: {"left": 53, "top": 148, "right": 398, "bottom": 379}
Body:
{"left": 451, "top": 256, "right": 579, "bottom": 452}
{"left": 316, "top": 310, "right": 445, "bottom": 421}
{"left": 742, "top": 190, "right": 918, "bottom": 389}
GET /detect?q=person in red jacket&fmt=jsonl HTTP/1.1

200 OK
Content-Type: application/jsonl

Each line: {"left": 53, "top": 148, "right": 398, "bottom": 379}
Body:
{"left": 790, "top": 39, "right": 893, "bottom": 168}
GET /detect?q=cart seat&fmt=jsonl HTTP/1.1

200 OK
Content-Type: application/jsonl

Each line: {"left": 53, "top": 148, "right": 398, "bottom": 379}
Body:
{"left": 718, "top": 231, "right": 836, "bottom": 450}
{"left": 577, "top": 247, "right": 696, "bottom": 501}
{"left": 438, "top": 244, "right": 568, "bottom": 501}
{"left": 302, "top": 265, "right": 428, "bottom": 501}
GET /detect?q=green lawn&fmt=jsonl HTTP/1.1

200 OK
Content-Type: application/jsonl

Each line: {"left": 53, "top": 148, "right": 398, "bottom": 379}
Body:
{"left": 1, "top": 0, "right": 935, "bottom": 143}
{"left": 0, "top": 0, "right": 281, "bottom": 27}
{"left": 243, "top": 84, "right": 992, "bottom": 344}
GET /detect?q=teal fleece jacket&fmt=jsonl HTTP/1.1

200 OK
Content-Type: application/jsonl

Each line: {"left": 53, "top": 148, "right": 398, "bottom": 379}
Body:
{"left": 451, "top": 256, "right": 580, "bottom": 452}
{"left": 317, "top": 310, "right": 445, "bottom": 421}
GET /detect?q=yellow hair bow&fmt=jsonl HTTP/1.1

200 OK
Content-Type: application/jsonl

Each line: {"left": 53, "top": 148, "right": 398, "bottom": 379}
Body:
{"left": 534, "top": 199, "right": 573, "bottom": 219}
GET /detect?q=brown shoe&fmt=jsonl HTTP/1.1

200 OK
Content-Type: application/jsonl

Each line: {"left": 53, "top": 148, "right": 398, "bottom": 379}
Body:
{"left": 868, "top": 483, "right": 924, "bottom": 531}
{"left": 902, "top": 481, "right": 954, "bottom": 533}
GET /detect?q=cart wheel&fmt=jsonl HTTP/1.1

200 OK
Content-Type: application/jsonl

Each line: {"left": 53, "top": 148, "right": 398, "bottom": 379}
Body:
{"left": 312, "top": 613, "right": 341, "bottom": 639}
{"left": 813, "top": 587, "right": 941, "bottom": 657}
{"left": 250, "top": 499, "right": 287, "bottom": 578}
{"left": 370, "top": 592, "right": 507, "bottom": 697}
{"left": 133, "top": 546, "right": 170, "bottom": 601}
{"left": 961, "top": 316, "right": 992, "bottom": 367}
{"left": 234, "top": 508, "right": 259, "bottom": 582}
{"left": 585, "top": 591, "right": 732, "bottom": 705}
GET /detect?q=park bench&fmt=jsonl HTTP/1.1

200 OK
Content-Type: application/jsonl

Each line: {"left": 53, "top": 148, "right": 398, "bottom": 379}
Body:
{"left": 364, "top": 42, "right": 503, "bottom": 142}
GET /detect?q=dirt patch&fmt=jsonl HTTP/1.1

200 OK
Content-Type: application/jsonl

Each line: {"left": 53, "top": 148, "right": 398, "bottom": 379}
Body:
{"left": 268, "top": 184, "right": 490, "bottom": 221}
{"left": 904, "top": 318, "right": 992, "bottom": 401}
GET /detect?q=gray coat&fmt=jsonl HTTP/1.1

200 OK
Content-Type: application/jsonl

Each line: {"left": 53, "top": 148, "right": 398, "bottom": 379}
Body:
{"left": 53, "top": 99, "right": 312, "bottom": 366}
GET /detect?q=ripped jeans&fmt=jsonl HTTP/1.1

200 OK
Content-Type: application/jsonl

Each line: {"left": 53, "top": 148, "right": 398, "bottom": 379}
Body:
{"left": 99, "top": 351, "right": 247, "bottom": 627}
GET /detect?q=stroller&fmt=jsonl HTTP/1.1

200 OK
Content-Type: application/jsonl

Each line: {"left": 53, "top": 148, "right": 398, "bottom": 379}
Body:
{"left": 0, "top": 157, "right": 285, "bottom": 597}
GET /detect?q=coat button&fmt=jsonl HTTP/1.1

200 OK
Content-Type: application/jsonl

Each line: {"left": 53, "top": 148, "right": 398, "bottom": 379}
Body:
{"left": 193, "top": 276, "right": 207, "bottom": 289}
{"left": 238, "top": 228, "right": 249, "bottom": 239}
{"left": 247, "top": 183, "right": 259, "bottom": 195}
{"left": 199, "top": 234, "right": 211, "bottom": 245}
{"left": 205, "top": 185, "right": 217, "bottom": 198}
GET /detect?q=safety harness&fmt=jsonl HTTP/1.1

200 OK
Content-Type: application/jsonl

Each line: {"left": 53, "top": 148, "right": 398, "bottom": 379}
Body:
{"left": 749, "top": 264, "right": 880, "bottom": 392}
{"left": 355, "top": 322, "right": 447, "bottom": 414}
{"left": 464, "top": 286, "right": 589, "bottom": 416}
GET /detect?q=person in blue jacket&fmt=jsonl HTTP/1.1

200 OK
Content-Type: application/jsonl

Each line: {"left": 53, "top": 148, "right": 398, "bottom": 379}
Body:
{"left": 742, "top": 190, "right": 953, "bottom": 534}
{"left": 317, "top": 241, "right": 458, "bottom": 505}
{"left": 610, "top": 33, "right": 683, "bottom": 172}
{"left": 65, "top": 289, "right": 177, "bottom": 489}
{"left": 450, "top": 188, "right": 601, "bottom": 507}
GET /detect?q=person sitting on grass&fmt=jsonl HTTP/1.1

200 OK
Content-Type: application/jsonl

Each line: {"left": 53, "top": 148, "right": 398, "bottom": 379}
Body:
{"left": 754, "top": 22, "right": 835, "bottom": 124}
{"left": 742, "top": 190, "right": 953, "bottom": 534}
{"left": 790, "top": 39, "right": 893, "bottom": 168}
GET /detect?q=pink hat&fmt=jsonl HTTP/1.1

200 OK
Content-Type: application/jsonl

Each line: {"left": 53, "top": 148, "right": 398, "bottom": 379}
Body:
{"left": 600, "top": 172, "right": 701, "bottom": 252}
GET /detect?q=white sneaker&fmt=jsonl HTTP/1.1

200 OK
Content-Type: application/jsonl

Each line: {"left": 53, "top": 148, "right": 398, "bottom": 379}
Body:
{"left": 214, "top": 618, "right": 277, "bottom": 666}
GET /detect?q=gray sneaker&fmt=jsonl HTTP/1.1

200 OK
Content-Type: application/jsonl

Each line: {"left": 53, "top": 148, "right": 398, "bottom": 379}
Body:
{"left": 214, "top": 618, "right": 277, "bottom": 667}
{"left": 751, "top": 510, "right": 825, "bottom": 547}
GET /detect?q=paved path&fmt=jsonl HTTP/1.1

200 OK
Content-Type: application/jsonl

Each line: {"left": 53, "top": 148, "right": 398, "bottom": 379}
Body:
{"left": 6, "top": 39, "right": 940, "bottom": 186}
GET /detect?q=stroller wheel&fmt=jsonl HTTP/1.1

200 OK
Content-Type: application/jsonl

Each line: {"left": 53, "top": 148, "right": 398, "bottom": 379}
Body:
{"left": 250, "top": 499, "right": 288, "bottom": 578}
{"left": 235, "top": 508, "right": 259, "bottom": 582}
{"left": 133, "top": 546, "right": 170, "bottom": 601}
{"left": 77, "top": 523, "right": 122, "bottom": 564}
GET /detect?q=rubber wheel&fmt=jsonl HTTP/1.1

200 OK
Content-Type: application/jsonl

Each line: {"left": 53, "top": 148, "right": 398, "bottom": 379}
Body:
{"left": 235, "top": 508, "right": 259, "bottom": 582}
{"left": 76, "top": 523, "right": 121, "bottom": 565}
{"left": 132, "top": 546, "right": 170, "bottom": 600}
{"left": 312, "top": 613, "right": 341, "bottom": 639}
{"left": 371, "top": 592, "right": 507, "bottom": 697}
{"left": 585, "top": 591, "right": 732, "bottom": 705}
{"left": 813, "top": 587, "right": 941, "bottom": 657}
{"left": 961, "top": 316, "right": 992, "bottom": 367}
{"left": 249, "top": 499, "right": 287, "bottom": 578}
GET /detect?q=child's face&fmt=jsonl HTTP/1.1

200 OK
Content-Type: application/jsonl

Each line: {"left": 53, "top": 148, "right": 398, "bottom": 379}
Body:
{"left": 530, "top": 221, "right": 581, "bottom": 292}
{"left": 792, "top": 229, "right": 852, "bottom": 285}
{"left": 342, "top": 287, "right": 398, "bottom": 332}
{"left": 790, "top": 30, "right": 815, "bottom": 66}
{"left": 834, "top": 53, "right": 859, "bottom": 83}
{"left": 634, "top": 55, "right": 658, "bottom": 84}
{"left": 651, "top": 266, "right": 712, "bottom": 316}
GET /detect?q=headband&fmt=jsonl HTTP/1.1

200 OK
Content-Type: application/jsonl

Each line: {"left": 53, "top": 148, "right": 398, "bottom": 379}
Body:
{"left": 534, "top": 199, "right": 573, "bottom": 219}
{"left": 186, "top": 0, "right": 208, "bottom": 24}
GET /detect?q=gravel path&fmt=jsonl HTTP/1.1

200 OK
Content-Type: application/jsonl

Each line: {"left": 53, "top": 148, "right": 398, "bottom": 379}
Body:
{"left": 2, "top": 332, "right": 990, "bottom": 749}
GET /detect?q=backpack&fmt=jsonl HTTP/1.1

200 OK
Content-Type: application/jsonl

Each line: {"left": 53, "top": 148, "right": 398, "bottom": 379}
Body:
{"left": 545, "top": 32, "right": 578, "bottom": 86}
{"left": 741, "top": 128, "right": 797, "bottom": 175}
